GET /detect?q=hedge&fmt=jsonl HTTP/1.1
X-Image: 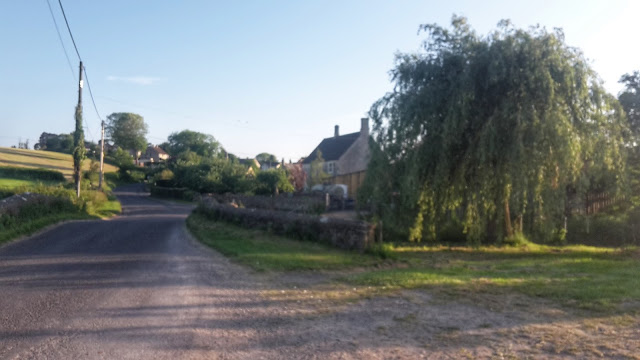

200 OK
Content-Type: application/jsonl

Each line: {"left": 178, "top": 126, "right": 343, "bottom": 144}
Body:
{"left": 197, "top": 198, "right": 374, "bottom": 251}
{"left": 208, "top": 193, "right": 326, "bottom": 214}
{"left": 150, "top": 186, "right": 197, "bottom": 201}
{"left": 0, "top": 166, "right": 65, "bottom": 182}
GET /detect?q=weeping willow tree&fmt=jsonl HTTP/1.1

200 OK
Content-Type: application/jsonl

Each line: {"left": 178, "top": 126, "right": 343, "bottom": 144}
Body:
{"left": 360, "top": 16, "right": 628, "bottom": 244}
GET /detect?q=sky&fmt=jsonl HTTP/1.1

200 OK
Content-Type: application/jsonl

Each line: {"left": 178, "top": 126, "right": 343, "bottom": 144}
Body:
{"left": 1, "top": 0, "right": 639, "bottom": 161}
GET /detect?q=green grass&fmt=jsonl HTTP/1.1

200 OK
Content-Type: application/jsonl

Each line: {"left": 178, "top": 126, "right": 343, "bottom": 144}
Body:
{"left": 187, "top": 212, "right": 381, "bottom": 271}
{"left": 0, "top": 147, "right": 117, "bottom": 180}
{"left": 347, "top": 244, "right": 640, "bottom": 311}
{"left": 187, "top": 212, "right": 640, "bottom": 311}
{"left": 94, "top": 198, "right": 122, "bottom": 218}
{"left": 0, "top": 212, "right": 94, "bottom": 245}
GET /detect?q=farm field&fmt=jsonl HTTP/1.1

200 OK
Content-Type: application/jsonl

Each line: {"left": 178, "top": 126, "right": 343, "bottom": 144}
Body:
{"left": 0, "top": 147, "right": 117, "bottom": 181}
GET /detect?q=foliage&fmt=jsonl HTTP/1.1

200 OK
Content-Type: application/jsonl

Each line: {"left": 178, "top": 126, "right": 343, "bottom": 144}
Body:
{"left": 83, "top": 159, "right": 100, "bottom": 187}
{"left": 164, "top": 130, "right": 221, "bottom": 158}
{"left": 73, "top": 105, "right": 86, "bottom": 196}
{"left": 618, "top": 71, "right": 640, "bottom": 140}
{"left": 360, "top": 16, "right": 628, "bottom": 244}
{"left": 106, "top": 112, "right": 148, "bottom": 156}
{"left": 35, "top": 132, "right": 73, "bottom": 153}
{"left": 112, "top": 147, "right": 135, "bottom": 169}
{"left": 255, "top": 152, "right": 278, "bottom": 165}
{"left": 0, "top": 166, "right": 65, "bottom": 182}
{"left": 307, "top": 150, "right": 329, "bottom": 187}
{"left": 0, "top": 183, "right": 121, "bottom": 244}
{"left": 171, "top": 157, "right": 254, "bottom": 194}
{"left": 285, "top": 164, "right": 307, "bottom": 192}
{"left": 255, "top": 169, "right": 294, "bottom": 195}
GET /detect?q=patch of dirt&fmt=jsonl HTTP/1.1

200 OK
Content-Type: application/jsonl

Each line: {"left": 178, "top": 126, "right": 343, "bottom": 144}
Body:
{"left": 254, "top": 270, "right": 640, "bottom": 359}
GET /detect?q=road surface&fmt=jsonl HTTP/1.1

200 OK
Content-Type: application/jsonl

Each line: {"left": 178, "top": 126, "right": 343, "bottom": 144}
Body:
{"left": 0, "top": 185, "right": 287, "bottom": 359}
{"left": 0, "top": 185, "right": 436, "bottom": 359}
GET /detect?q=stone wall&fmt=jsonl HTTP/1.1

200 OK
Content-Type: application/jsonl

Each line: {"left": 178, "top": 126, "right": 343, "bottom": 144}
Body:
{"left": 198, "top": 198, "right": 375, "bottom": 251}
{"left": 206, "top": 193, "right": 326, "bottom": 214}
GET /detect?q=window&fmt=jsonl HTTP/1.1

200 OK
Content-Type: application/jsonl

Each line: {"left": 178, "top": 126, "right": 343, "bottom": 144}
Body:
{"left": 327, "top": 162, "right": 334, "bottom": 174}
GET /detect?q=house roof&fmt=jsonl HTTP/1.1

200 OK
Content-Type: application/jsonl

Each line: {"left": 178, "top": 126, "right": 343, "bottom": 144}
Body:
{"left": 151, "top": 146, "right": 168, "bottom": 155}
{"left": 302, "top": 132, "right": 360, "bottom": 164}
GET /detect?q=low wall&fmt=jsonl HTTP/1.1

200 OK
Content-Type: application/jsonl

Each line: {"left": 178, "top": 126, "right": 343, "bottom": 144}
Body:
{"left": 198, "top": 197, "right": 374, "bottom": 251}
{"left": 207, "top": 193, "right": 326, "bottom": 214}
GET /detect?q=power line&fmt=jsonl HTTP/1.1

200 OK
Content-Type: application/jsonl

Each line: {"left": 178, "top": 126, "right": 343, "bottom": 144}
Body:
{"left": 54, "top": 0, "right": 100, "bottom": 142}
{"left": 45, "top": 0, "right": 75, "bottom": 83}
{"left": 83, "top": 67, "right": 102, "bottom": 121}
{"left": 56, "top": 0, "right": 81, "bottom": 61}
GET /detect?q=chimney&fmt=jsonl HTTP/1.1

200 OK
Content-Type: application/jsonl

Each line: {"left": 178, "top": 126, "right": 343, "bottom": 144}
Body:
{"left": 334, "top": 125, "right": 339, "bottom": 138}
{"left": 360, "top": 117, "right": 369, "bottom": 136}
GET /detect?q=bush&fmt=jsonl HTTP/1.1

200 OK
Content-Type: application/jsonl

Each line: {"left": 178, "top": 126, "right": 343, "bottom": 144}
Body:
{"left": 365, "top": 242, "right": 398, "bottom": 260}
{"left": 0, "top": 166, "right": 65, "bottom": 182}
{"left": 150, "top": 186, "right": 196, "bottom": 201}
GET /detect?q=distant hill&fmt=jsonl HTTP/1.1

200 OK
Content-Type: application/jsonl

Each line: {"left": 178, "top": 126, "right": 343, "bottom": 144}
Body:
{"left": 0, "top": 147, "right": 118, "bottom": 180}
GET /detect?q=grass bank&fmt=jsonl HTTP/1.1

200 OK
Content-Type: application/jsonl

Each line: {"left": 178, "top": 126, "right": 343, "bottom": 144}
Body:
{"left": 188, "top": 213, "right": 640, "bottom": 312}
{"left": 0, "top": 163, "right": 122, "bottom": 245}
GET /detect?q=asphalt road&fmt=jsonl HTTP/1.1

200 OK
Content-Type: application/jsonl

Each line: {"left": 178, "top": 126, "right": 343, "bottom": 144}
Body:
{"left": 0, "top": 184, "right": 281, "bottom": 359}
{"left": 0, "top": 185, "right": 433, "bottom": 359}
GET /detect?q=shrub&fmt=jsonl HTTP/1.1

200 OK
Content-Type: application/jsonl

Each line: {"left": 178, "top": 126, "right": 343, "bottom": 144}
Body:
{"left": 0, "top": 166, "right": 65, "bottom": 182}
{"left": 365, "top": 242, "right": 398, "bottom": 260}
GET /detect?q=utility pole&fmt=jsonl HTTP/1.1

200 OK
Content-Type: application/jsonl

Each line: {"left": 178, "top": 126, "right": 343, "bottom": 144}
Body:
{"left": 73, "top": 61, "right": 85, "bottom": 198}
{"left": 98, "top": 120, "right": 105, "bottom": 190}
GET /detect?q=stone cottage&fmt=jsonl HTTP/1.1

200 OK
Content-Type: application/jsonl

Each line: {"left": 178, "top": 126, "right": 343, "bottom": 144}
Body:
{"left": 302, "top": 118, "right": 371, "bottom": 198}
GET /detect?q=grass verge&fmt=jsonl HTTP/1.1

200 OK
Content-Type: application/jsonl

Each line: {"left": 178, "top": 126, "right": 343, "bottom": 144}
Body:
{"left": 346, "top": 245, "right": 640, "bottom": 311}
{"left": 187, "top": 212, "right": 381, "bottom": 271}
{"left": 0, "top": 212, "right": 94, "bottom": 245}
{"left": 188, "top": 213, "right": 640, "bottom": 312}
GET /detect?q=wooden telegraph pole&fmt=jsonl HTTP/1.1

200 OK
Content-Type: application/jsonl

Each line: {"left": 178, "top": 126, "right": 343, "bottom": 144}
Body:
{"left": 73, "top": 61, "right": 85, "bottom": 197}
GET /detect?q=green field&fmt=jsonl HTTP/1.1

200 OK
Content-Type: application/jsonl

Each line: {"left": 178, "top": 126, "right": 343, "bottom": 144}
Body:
{"left": 0, "top": 147, "right": 117, "bottom": 180}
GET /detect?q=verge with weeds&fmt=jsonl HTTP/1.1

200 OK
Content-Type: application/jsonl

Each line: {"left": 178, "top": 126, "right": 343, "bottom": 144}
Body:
{"left": 188, "top": 213, "right": 640, "bottom": 312}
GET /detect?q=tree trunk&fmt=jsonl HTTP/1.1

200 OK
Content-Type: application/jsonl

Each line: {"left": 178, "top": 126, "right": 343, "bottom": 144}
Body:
{"left": 504, "top": 199, "right": 513, "bottom": 238}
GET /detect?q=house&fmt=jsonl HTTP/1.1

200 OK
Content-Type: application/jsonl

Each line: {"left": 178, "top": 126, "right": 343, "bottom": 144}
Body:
{"left": 302, "top": 118, "right": 371, "bottom": 198}
{"left": 238, "top": 158, "right": 261, "bottom": 176}
{"left": 138, "top": 145, "right": 169, "bottom": 166}
{"left": 259, "top": 161, "right": 281, "bottom": 170}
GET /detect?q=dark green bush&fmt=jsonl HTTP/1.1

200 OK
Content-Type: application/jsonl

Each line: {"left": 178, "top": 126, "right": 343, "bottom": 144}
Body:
{"left": 0, "top": 166, "right": 65, "bottom": 182}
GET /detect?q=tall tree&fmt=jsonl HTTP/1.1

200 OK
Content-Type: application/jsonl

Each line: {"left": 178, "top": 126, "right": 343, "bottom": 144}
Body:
{"left": 106, "top": 113, "right": 148, "bottom": 160}
{"left": 361, "top": 16, "right": 628, "bottom": 243}
{"left": 618, "top": 71, "right": 640, "bottom": 141}
{"left": 165, "top": 130, "right": 221, "bottom": 158}
{"left": 255, "top": 152, "right": 278, "bottom": 164}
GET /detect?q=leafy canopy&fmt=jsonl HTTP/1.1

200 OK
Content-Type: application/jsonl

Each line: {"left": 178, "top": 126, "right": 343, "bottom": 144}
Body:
{"left": 106, "top": 113, "right": 148, "bottom": 154}
{"left": 256, "top": 153, "right": 278, "bottom": 164}
{"left": 361, "top": 16, "right": 628, "bottom": 243}
{"left": 165, "top": 130, "right": 221, "bottom": 158}
{"left": 618, "top": 71, "right": 640, "bottom": 141}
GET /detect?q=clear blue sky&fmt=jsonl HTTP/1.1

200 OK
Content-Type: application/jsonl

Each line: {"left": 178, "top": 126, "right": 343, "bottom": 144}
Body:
{"left": 1, "top": 0, "right": 638, "bottom": 161}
